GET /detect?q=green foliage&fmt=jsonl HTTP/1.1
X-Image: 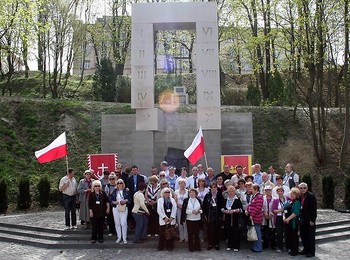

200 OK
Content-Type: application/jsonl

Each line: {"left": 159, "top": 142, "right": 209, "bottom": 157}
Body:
{"left": 116, "top": 76, "right": 131, "bottom": 103}
{"left": 221, "top": 88, "right": 248, "bottom": 105}
{"left": 267, "top": 72, "right": 284, "bottom": 106}
{"left": 17, "top": 177, "right": 31, "bottom": 210}
{"left": 344, "top": 177, "right": 350, "bottom": 209}
{"left": 283, "top": 78, "right": 297, "bottom": 106}
{"left": 92, "top": 57, "right": 117, "bottom": 102}
{"left": 0, "top": 178, "right": 8, "bottom": 214}
{"left": 302, "top": 174, "right": 313, "bottom": 192}
{"left": 322, "top": 175, "right": 335, "bottom": 209}
{"left": 246, "top": 83, "right": 261, "bottom": 106}
{"left": 154, "top": 74, "right": 182, "bottom": 103}
{"left": 37, "top": 175, "right": 51, "bottom": 208}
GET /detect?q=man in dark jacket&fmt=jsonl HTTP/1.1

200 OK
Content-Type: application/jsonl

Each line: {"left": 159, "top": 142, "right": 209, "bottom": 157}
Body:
{"left": 299, "top": 182, "right": 317, "bottom": 257}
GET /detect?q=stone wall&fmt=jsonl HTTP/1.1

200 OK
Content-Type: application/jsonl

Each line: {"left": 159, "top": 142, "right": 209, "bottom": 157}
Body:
{"left": 101, "top": 112, "right": 252, "bottom": 175}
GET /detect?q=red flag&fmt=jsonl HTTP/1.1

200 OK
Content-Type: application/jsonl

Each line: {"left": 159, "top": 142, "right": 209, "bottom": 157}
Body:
{"left": 184, "top": 127, "right": 205, "bottom": 164}
{"left": 35, "top": 132, "right": 67, "bottom": 164}
{"left": 87, "top": 154, "right": 118, "bottom": 180}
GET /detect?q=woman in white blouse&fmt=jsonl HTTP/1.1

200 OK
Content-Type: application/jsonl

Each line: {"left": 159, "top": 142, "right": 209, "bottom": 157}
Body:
{"left": 180, "top": 188, "right": 202, "bottom": 252}
{"left": 157, "top": 188, "right": 177, "bottom": 251}
{"left": 110, "top": 179, "right": 129, "bottom": 244}
{"left": 175, "top": 179, "right": 189, "bottom": 242}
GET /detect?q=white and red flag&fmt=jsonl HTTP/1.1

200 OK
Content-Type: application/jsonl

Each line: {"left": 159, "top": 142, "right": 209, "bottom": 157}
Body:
{"left": 184, "top": 126, "right": 205, "bottom": 165}
{"left": 35, "top": 132, "right": 67, "bottom": 164}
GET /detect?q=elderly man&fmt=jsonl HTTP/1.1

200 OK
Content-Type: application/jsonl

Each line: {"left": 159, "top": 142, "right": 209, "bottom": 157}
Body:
{"left": 252, "top": 163, "right": 263, "bottom": 185}
{"left": 261, "top": 172, "right": 275, "bottom": 194}
{"left": 299, "top": 182, "right": 317, "bottom": 258}
{"left": 216, "top": 164, "right": 233, "bottom": 182}
{"left": 59, "top": 168, "right": 78, "bottom": 230}
{"left": 231, "top": 165, "right": 247, "bottom": 187}
{"left": 268, "top": 165, "right": 278, "bottom": 186}
{"left": 187, "top": 166, "right": 199, "bottom": 189}
{"left": 283, "top": 163, "right": 299, "bottom": 188}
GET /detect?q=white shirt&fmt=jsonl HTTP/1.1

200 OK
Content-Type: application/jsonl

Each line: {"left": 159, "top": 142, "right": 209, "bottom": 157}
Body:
{"left": 59, "top": 176, "right": 77, "bottom": 196}
{"left": 186, "top": 198, "right": 202, "bottom": 221}
{"left": 272, "top": 185, "right": 290, "bottom": 198}
{"left": 187, "top": 175, "right": 198, "bottom": 189}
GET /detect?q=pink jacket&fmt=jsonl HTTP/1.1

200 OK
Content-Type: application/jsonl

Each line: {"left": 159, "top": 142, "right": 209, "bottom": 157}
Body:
{"left": 247, "top": 193, "right": 263, "bottom": 225}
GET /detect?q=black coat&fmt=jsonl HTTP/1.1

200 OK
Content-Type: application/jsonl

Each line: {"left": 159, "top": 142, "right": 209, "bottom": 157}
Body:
{"left": 202, "top": 191, "right": 224, "bottom": 224}
{"left": 300, "top": 191, "right": 317, "bottom": 223}
{"left": 126, "top": 174, "right": 145, "bottom": 202}
{"left": 180, "top": 197, "right": 202, "bottom": 225}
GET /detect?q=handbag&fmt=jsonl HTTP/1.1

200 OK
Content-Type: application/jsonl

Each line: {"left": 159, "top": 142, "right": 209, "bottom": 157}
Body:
{"left": 118, "top": 203, "right": 127, "bottom": 212}
{"left": 247, "top": 220, "right": 258, "bottom": 241}
{"left": 164, "top": 224, "right": 178, "bottom": 240}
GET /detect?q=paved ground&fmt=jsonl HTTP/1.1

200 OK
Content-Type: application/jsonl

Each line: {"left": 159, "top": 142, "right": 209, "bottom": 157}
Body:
{"left": 0, "top": 209, "right": 349, "bottom": 259}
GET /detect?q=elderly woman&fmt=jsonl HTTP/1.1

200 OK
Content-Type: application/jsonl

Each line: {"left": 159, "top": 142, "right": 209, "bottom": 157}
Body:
{"left": 145, "top": 175, "right": 160, "bottom": 237}
{"left": 181, "top": 188, "right": 202, "bottom": 252}
{"left": 283, "top": 187, "right": 301, "bottom": 256}
{"left": 132, "top": 182, "right": 150, "bottom": 243}
{"left": 175, "top": 178, "right": 189, "bottom": 242}
{"left": 110, "top": 179, "right": 129, "bottom": 244}
{"left": 157, "top": 187, "right": 177, "bottom": 251}
{"left": 246, "top": 183, "right": 264, "bottom": 252}
{"left": 222, "top": 179, "right": 234, "bottom": 199}
{"left": 88, "top": 180, "right": 110, "bottom": 243}
{"left": 262, "top": 185, "right": 275, "bottom": 250}
{"left": 105, "top": 173, "right": 117, "bottom": 237}
{"left": 157, "top": 179, "right": 176, "bottom": 199}
{"left": 78, "top": 170, "right": 92, "bottom": 229}
{"left": 202, "top": 181, "right": 224, "bottom": 250}
{"left": 222, "top": 185, "right": 243, "bottom": 251}
{"left": 158, "top": 171, "right": 167, "bottom": 182}
{"left": 272, "top": 186, "right": 289, "bottom": 253}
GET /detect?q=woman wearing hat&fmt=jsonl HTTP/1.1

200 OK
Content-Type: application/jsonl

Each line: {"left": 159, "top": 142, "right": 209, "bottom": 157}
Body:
{"left": 262, "top": 185, "right": 275, "bottom": 250}
{"left": 77, "top": 170, "right": 92, "bottom": 229}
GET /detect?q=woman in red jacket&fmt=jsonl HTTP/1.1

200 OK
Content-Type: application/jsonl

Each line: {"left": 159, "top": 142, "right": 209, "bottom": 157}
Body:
{"left": 246, "top": 183, "right": 264, "bottom": 252}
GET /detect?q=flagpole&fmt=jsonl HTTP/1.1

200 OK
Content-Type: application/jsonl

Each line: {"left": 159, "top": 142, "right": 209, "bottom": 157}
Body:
{"left": 204, "top": 152, "right": 209, "bottom": 169}
{"left": 65, "top": 155, "right": 69, "bottom": 174}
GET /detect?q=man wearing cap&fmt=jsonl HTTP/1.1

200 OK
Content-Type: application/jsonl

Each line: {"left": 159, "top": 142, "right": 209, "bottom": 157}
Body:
{"left": 299, "top": 182, "right": 317, "bottom": 258}
{"left": 262, "top": 185, "right": 275, "bottom": 250}
{"left": 160, "top": 161, "right": 169, "bottom": 177}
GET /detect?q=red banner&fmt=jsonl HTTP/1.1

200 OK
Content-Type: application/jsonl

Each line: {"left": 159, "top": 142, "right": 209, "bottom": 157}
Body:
{"left": 220, "top": 155, "right": 252, "bottom": 175}
{"left": 87, "top": 153, "right": 118, "bottom": 180}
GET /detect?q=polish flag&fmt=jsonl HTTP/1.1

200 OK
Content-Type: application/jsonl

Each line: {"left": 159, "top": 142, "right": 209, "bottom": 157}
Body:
{"left": 184, "top": 127, "right": 205, "bottom": 165}
{"left": 35, "top": 132, "right": 67, "bottom": 163}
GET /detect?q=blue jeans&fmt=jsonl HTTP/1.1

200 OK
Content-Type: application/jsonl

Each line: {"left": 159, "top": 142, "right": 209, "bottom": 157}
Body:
{"left": 62, "top": 194, "right": 76, "bottom": 227}
{"left": 132, "top": 213, "right": 147, "bottom": 242}
{"left": 251, "top": 224, "right": 263, "bottom": 252}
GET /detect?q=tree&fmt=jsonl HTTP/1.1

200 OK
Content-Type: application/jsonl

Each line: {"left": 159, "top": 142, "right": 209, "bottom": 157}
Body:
{"left": 92, "top": 57, "right": 116, "bottom": 102}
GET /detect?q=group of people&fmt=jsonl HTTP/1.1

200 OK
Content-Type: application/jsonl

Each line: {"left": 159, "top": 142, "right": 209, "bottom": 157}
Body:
{"left": 58, "top": 162, "right": 317, "bottom": 257}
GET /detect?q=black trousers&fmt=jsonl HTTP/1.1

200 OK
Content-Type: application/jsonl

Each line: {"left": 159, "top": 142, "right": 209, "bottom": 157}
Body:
{"left": 158, "top": 224, "right": 174, "bottom": 250}
{"left": 147, "top": 205, "right": 159, "bottom": 235}
{"left": 107, "top": 210, "right": 115, "bottom": 234}
{"left": 207, "top": 221, "right": 221, "bottom": 246}
{"left": 262, "top": 225, "right": 276, "bottom": 249}
{"left": 226, "top": 224, "right": 240, "bottom": 249}
{"left": 187, "top": 220, "right": 201, "bottom": 251}
{"left": 275, "top": 216, "right": 284, "bottom": 250}
{"left": 91, "top": 216, "right": 105, "bottom": 241}
{"left": 285, "top": 223, "right": 299, "bottom": 254}
{"left": 300, "top": 222, "right": 316, "bottom": 255}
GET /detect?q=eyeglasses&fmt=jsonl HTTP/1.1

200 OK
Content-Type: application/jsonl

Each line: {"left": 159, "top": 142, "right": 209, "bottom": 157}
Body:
{"left": 159, "top": 175, "right": 165, "bottom": 177}
{"left": 117, "top": 183, "right": 123, "bottom": 185}
{"left": 109, "top": 178, "right": 115, "bottom": 180}
{"left": 299, "top": 187, "right": 307, "bottom": 190}
{"left": 162, "top": 183, "right": 168, "bottom": 185}
{"left": 164, "top": 192, "right": 170, "bottom": 194}
{"left": 94, "top": 185, "right": 100, "bottom": 187}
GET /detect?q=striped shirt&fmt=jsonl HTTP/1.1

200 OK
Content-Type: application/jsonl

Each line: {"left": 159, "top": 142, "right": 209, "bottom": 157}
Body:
{"left": 59, "top": 176, "right": 77, "bottom": 196}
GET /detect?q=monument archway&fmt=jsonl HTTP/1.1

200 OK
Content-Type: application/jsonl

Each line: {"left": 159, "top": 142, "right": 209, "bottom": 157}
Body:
{"left": 131, "top": 2, "right": 221, "bottom": 130}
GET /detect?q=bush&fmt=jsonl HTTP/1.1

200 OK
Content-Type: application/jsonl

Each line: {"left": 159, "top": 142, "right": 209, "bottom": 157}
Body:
{"left": 246, "top": 83, "right": 261, "bottom": 106}
{"left": 92, "top": 57, "right": 117, "bottom": 102}
{"left": 302, "top": 174, "right": 312, "bottom": 192}
{"left": 322, "top": 175, "right": 334, "bottom": 209}
{"left": 344, "top": 177, "right": 350, "bottom": 209}
{"left": 0, "top": 178, "right": 8, "bottom": 214}
{"left": 37, "top": 176, "right": 51, "bottom": 208}
{"left": 17, "top": 177, "right": 31, "bottom": 210}
{"left": 116, "top": 76, "right": 131, "bottom": 103}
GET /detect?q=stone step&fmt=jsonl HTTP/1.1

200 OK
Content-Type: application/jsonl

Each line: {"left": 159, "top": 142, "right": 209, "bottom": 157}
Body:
{"left": 0, "top": 220, "right": 349, "bottom": 249}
